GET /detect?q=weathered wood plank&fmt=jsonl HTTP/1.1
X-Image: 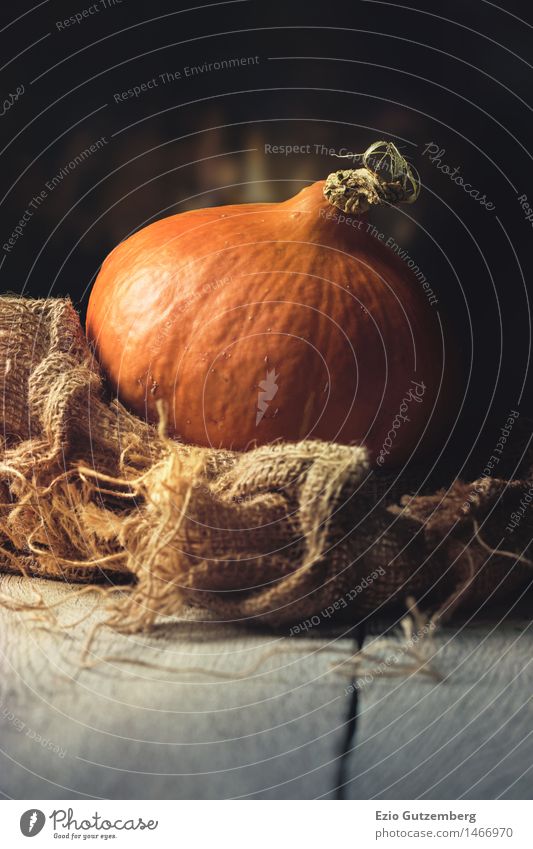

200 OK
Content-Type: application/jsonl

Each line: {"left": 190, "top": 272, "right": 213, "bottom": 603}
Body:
{"left": 3, "top": 576, "right": 531, "bottom": 799}
{"left": 0, "top": 576, "right": 353, "bottom": 799}
{"left": 341, "top": 621, "right": 533, "bottom": 799}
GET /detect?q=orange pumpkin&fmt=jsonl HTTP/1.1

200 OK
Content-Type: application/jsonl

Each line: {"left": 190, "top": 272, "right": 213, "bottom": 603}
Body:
{"left": 87, "top": 143, "right": 457, "bottom": 466}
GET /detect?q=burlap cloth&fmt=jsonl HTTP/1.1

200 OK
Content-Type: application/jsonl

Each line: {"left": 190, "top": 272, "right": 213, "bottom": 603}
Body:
{"left": 0, "top": 297, "right": 531, "bottom": 633}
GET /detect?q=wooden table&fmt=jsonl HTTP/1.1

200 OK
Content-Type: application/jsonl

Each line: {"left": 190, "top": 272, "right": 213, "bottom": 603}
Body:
{"left": 0, "top": 576, "right": 531, "bottom": 799}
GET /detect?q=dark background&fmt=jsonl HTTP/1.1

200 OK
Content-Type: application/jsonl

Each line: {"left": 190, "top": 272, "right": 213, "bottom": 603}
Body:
{"left": 1, "top": 0, "right": 531, "bottom": 478}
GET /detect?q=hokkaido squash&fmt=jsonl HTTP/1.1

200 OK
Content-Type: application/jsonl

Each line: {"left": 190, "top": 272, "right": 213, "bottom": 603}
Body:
{"left": 87, "top": 142, "right": 457, "bottom": 466}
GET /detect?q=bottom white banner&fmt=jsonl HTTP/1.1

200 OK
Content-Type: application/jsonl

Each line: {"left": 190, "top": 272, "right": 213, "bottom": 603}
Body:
{"left": 1, "top": 799, "right": 530, "bottom": 847}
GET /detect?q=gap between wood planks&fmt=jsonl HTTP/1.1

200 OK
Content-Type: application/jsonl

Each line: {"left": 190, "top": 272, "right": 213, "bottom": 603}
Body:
{"left": 334, "top": 623, "right": 366, "bottom": 799}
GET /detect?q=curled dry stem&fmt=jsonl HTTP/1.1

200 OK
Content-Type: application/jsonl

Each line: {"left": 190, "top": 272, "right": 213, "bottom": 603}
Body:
{"left": 324, "top": 139, "right": 421, "bottom": 215}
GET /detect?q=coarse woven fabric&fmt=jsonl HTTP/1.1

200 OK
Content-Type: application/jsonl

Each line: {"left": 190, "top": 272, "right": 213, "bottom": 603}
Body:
{"left": 0, "top": 296, "right": 531, "bottom": 632}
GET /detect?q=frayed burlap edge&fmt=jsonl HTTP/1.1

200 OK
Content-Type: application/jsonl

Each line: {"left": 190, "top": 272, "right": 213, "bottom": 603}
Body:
{"left": 1, "top": 296, "right": 532, "bottom": 638}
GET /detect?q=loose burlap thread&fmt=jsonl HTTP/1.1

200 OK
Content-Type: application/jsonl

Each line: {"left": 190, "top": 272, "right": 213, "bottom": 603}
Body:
{"left": 0, "top": 296, "right": 531, "bottom": 633}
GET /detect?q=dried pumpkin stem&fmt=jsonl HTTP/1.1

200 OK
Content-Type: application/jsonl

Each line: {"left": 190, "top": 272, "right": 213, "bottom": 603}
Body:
{"left": 324, "top": 140, "right": 421, "bottom": 215}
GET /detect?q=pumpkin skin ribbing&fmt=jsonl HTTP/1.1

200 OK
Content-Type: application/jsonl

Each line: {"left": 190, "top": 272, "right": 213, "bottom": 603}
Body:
{"left": 87, "top": 180, "right": 452, "bottom": 464}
